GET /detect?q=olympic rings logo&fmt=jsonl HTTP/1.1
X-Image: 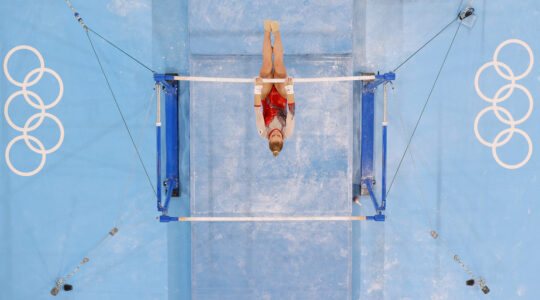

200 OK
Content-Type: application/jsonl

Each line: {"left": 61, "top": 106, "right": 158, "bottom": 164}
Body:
{"left": 3, "top": 45, "right": 64, "bottom": 176}
{"left": 474, "top": 39, "right": 534, "bottom": 169}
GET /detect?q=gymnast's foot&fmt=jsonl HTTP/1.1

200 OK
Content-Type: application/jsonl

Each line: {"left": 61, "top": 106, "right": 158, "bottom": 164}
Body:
{"left": 271, "top": 21, "right": 279, "bottom": 32}
{"left": 264, "top": 20, "right": 272, "bottom": 32}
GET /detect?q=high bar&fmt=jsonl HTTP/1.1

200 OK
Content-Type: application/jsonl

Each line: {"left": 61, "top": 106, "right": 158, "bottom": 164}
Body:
{"left": 172, "top": 75, "right": 376, "bottom": 83}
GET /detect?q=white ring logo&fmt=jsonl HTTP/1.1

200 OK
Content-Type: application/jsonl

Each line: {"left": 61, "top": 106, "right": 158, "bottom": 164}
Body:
{"left": 474, "top": 39, "right": 534, "bottom": 169}
{"left": 3, "top": 45, "right": 64, "bottom": 176}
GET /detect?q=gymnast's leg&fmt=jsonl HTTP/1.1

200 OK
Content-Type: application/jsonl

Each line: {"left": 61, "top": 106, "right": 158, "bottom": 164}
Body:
{"left": 271, "top": 21, "right": 288, "bottom": 98}
{"left": 259, "top": 20, "right": 274, "bottom": 99}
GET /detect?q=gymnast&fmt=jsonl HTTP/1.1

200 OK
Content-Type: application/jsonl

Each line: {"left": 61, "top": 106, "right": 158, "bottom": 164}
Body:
{"left": 254, "top": 20, "right": 295, "bottom": 157}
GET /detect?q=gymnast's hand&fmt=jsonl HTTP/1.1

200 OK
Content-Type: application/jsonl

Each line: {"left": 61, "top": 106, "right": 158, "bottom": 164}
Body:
{"left": 254, "top": 77, "right": 263, "bottom": 97}
{"left": 286, "top": 77, "right": 293, "bottom": 86}
{"left": 285, "top": 77, "right": 294, "bottom": 98}
{"left": 254, "top": 77, "right": 263, "bottom": 107}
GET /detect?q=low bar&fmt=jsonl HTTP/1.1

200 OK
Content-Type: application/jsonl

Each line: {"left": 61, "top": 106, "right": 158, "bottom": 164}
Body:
{"left": 160, "top": 216, "right": 368, "bottom": 222}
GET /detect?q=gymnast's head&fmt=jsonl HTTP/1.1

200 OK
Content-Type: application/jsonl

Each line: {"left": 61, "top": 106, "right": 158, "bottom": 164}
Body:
{"left": 269, "top": 130, "right": 283, "bottom": 157}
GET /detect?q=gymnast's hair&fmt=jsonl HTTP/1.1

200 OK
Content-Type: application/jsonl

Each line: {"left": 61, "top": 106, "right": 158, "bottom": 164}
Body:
{"left": 269, "top": 139, "right": 283, "bottom": 157}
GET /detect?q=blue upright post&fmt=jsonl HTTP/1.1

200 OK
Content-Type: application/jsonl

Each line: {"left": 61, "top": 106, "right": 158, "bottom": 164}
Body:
{"left": 156, "top": 84, "right": 163, "bottom": 211}
{"left": 381, "top": 83, "right": 388, "bottom": 211}
{"left": 357, "top": 72, "right": 395, "bottom": 218}
{"left": 164, "top": 76, "right": 180, "bottom": 202}
{"left": 154, "top": 73, "right": 180, "bottom": 213}
{"left": 381, "top": 126, "right": 387, "bottom": 210}
{"left": 361, "top": 74, "right": 375, "bottom": 197}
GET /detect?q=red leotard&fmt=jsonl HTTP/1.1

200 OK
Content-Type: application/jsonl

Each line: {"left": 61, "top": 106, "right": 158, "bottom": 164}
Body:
{"left": 262, "top": 86, "right": 287, "bottom": 126}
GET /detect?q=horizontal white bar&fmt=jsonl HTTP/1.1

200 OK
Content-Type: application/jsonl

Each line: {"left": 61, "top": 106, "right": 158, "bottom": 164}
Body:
{"left": 172, "top": 75, "right": 376, "bottom": 83}
{"left": 177, "top": 216, "right": 367, "bottom": 222}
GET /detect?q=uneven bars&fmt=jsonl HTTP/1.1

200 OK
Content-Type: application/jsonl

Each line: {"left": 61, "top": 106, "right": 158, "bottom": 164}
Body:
{"left": 172, "top": 75, "right": 376, "bottom": 83}
{"left": 176, "top": 216, "right": 368, "bottom": 222}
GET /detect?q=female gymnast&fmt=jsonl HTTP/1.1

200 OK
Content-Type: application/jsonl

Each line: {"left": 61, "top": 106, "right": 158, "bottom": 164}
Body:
{"left": 254, "top": 20, "right": 295, "bottom": 157}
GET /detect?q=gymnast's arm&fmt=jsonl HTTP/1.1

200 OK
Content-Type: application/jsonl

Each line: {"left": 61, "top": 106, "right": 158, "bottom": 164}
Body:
{"left": 254, "top": 77, "right": 267, "bottom": 138}
{"left": 284, "top": 77, "right": 295, "bottom": 138}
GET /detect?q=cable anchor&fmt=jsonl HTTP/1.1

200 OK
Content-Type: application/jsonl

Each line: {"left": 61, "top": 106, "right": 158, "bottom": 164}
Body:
{"left": 459, "top": 7, "right": 475, "bottom": 20}
{"left": 50, "top": 257, "right": 89, "bottom": 296}
{"left": 454, "top": 254, "right": 490, "bottom": 294}
{"left": 64, "top": 0, "right": 88, "bottom": 31}
{"left": 109, "top": 227, "right": 119, "bottom": 236}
